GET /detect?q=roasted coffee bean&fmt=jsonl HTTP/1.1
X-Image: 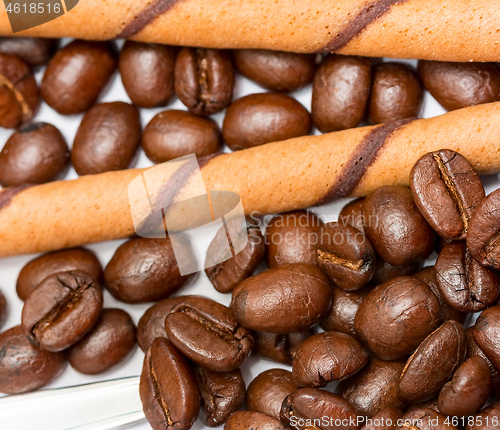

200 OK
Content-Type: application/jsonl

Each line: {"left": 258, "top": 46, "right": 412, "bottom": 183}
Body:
{"left": 175, "top": 48, "right": 234, "bottom": 115}
{"left": 247, "top": 368, "right": 298, "bottom": 420}
{"left": 368, "top": 62, "right": 423, "bottom": 125}
{"left": 266, "top": 211, "right": 323, "bottom": 268}
{"left": 418, "top": 60, "right": 500, "bottom": 111}
{"left": 293, "top": 331, "right": 369, "bottom": 388}
{"left": 316, "top": 222, "right": 376, "bottom": 291}
{"left": 140, "top": 338, "right": 200, "bottom": 430}
{"left": 438, "top": 356, "right": 491, "bottom": 417}
{"left": 281, "top": 388, "right": 359, "bottom": 430}
{"left": 21, "top": 270, "right": 103, "bottom": 352}
{"left": 196, "top": 366, "right": 245, "bottom": 427}
{"left": 337, "top": 358, "right": 405, "bottom": 418}
{"left": 372, "top": 259, "right": 419, "bottom": 285}
{"left": 224, "top": 411, "right": 287, "bottom": 430}
{"left": 0, "top": 53, "right": 39, "bottom": 128}
{"left": 68, "top": 308, "right": 136, "bottom": 375}
{"left": 205, "top": 217, "right": 265, "bottom": 293}
{"left": 339, "top": 198, "right": 366, "bottom": 234}
{"left": 119, "top": 41, "right": 176, "bottom": 108}
{"left": 16, "top": 247, "right": 102, "bottom": 302}
{"left": 231, "top": 263, "right": 332, "bottom": 333}
{"left": 0, "top": 37, "right": 58, "bottom": 67}
{"left": 467, "top": 188, "right": 500, "bottom": 269}
{"left": 41, "top": 40, "right": 117, "bottom": 115}
{"left": 360, "top": 407, "right": 402, "bottom": 430}
{"left": 473, "top": 305, "right": 500, "bottom": 370}
{"left": 253, "top": 330, "right": 314, "bottom": 364}
{"left": 435, "top": 241, "right": 499, "bottom": 312}
{"left": 363, "top": 186, "right": 436, "bottom": 266}
{"left": 311, "top": 54, "right": 371, "bottom": 132}
{"left": 410, "top": 149, "right": 485, "bottom": 241}
{"left": 165, "top": 297, "right": 253, "bottom": 372}
{"left": 222, "top": 92, "right": 311, "bottom": 151}
{"left": 0, "top": 325, "right": 66, "bottom": 394}
{"left": 397, "top": 320, "right": 466, "bottom": 404}
{"left": 104, "top": 237, "right": 193, "bottom": 304}
{"left": 233, "top": 49, "right": 315, "bottom": 92}
{"left": 0, "top": 122, "right": 69, "bottom": 187}
{"left": 397, "top": 408, "right": 457, "bottom": 430}
{"left": 0, "top": 289, "right": 6, "bottom": 329}
{"left": 355, "top": 276, "right": 440, "bottom": 360}
{"left": 466, "top": 403, "right": 500, "bottom": 430}
{"left": 72, "top": 102, "right": 141, "bottom": 175}
{"left": 142, "top": 110, "right": 221, "bottom": 163}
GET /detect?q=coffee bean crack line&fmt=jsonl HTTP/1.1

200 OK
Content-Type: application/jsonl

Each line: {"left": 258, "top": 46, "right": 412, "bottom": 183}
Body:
{"left": 0, "top": 71, "right": 31, "bottom": 122}
{"left": 149, "top": 364, "right": 174, "bottom": 427}
{"left": 317, "top": 248, "right": 365, "bottom": 271}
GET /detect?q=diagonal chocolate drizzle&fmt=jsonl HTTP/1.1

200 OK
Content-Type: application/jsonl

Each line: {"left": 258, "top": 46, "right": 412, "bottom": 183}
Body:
{"left": 0, "top": 184, "right": 32, "bottom": 211}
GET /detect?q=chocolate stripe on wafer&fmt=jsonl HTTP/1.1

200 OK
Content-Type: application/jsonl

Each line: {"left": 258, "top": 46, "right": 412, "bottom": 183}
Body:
{"left": 0, "top": 184, "right": 32, "bottom": 211}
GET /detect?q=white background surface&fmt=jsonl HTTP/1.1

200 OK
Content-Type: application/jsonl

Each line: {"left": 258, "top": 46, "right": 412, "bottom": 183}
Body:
{"left": 0, "top": 40, "right": 498, "bottom": 430}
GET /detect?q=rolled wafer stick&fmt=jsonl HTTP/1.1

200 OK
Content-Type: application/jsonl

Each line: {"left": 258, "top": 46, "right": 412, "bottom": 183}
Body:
{"left": 0, "top": 0, "right": 500, "bottom": 62}
{"left": 1, "top": 102, "right": 500, "bottom": 258}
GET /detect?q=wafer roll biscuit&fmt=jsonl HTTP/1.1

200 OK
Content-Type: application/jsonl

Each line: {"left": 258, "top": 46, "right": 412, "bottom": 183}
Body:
{"left": 1, "top": 102, "right": 500, "bottom": 257}
{"left": 0, "top": 0, "right": 499, "bottom": 62}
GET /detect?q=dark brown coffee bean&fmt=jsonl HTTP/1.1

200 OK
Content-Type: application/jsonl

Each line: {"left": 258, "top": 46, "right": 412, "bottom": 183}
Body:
{"left": 104, "top": 237, "right": 193, "bottom": 304}
{"left": 196, "top": 366, "right": 245, "bottom": 427}
{"left": 0, "top": 289, "right": 6, "bottom": 330}
{"left": 293, "top": 331, "right": 369, "bottom": 388}
{"left": 281, "top": 388, "right": 359, "bottom": 430}
{"left": 225, "top": 411, "right": 287, "bottom": 430}
{"left": 175, "top": 48, "right": 234, "bottom": 115}
{"left": 247, "top": 368, "right": 298, "bottom": 420}
{"left": 0, "top": 122, "right": 69, "bottom": 187}
{"left": 0, "top": 325, "right": 66, "bottom": 394}
{"left": 68, "top": 308, "right": 136, "bottom": 375}
{"left": 142, "top": 109, "right": 221, "bottom": 163}
{"left": 119, "top": 41, "right": 175, "bottom": 108}
{"left": 397, "top": 320, "right": 466, "bottom": 404}
{"left": 473, "top": 305, "right": 500, "bottom": 370}
{"left": 253, "top": 330, "right": 314, "bottom": 365}
{"left": 418, "top": 61, "right": 500, "bottom": 111}
{"left": 317, "top": 222, "right": 376, "bottom": 291}
{"left": 41, "top": 40, "right": 117, "bottom": 115}
{"left": 372, "top": 259, "right": 419, "bottom": 285}
{"left": 16, "top": 247, "right": 103, "bottom": 302}
{"left": 165, "top": 297, "right": 253, "bottom": 372}
{"left": 140, "top": 337, "right": 200, "bottom": 430}
{"left": 0, "top": 53, "right": 39, "bottom": 128}
{"left": 222, "top": 92, "right": 311, "bottom": 151}
{"left": 398, "top": 409, "right": 458, "bottom": 430}
{"left": 266, "top": 211, "right": 323, "bottom": 268}
{"left": 364, "top": 186, "right": 436, "bottom": 266}
{"left": 0, "top": 37, "right": 59, "bottom": 67}
{"left": 435, "top": 241, "right": 499, "bottom": 312}
{"left": 411, "top": 150, "right": 485, "bottom": 241}
{"left": 21, "top": 270, "right": 103, "bottom": 352}
{"left": 360, "top": 407, "right": 402, "bottom": 430}
{"left": 337, "top": 358, "right": 405, "bottom": 418}
{"left": 355, "top": 276, "right": 440, "bottom": 360}
{"left": 311, "top": 54, "right": 371, "bottom": 133}
{"left": 405, "top": 399, "right": 441, "bottom": 415}
{"left": 339, "top": 198, "right": 366, "bottom": 234}
{"left": 368, "top": 62, "right": 423, "bottom": 125}
{"left": 466, "top": 403, "right": 500, "bottom": 430}
{"left": 231, "top": 263, "right": 332, "bottom": 333}
{"left": 206, "top": 217, "right": 265, "bottom": 294}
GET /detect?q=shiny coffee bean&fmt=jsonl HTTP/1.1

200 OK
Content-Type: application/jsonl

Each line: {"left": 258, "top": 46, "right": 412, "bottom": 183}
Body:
{"left": 68, "top": 308, "right": 136, "bottom": 375}
{"left": 231, "top": 263, "right": 332, "bottom": 333}
{"left": 72, "top": 102, "right": 141, "bottom": 175}
{"left": 397, "top": 320, "right": 466, "bottom": 404}
{"left": 205, "top": 217, "right": 265, "bottom": 293}
{"left": 466, "top": 403, "right": 500, "bottom": 430}
{"left": 339, "top": 198, "right": 366, "bottom": 234}
{"left": 165, "top": 297, "right": 254, "bottom": 372}
{"left": 140, "top": 338, "right": 200, "bottom": 430}
{"left": 368, "top": 62, "right": 423, "bottom": 125}
{"left": 119, "top": 41, "right": 176, "bottom": 108}
{"left": 0, "top": 122, "right": 69, "bottom": 187}
{"left": 0, "top": 53, "right": 39, "bottom": 128}
{"left": 0, "top": 37, "right": 58, "bottom": 67}
{"left": 293, "top": 331, "right": 369, "bottom": 388}
{"left": 364, "top": 186, "right": 436, "bottom": 266}
{"left": 222, "top": 92, "right": 311, "bottom": 151}
{"left": 360, "top": 407, "right": 402, "bottom": 430}
{"left": 355, "top": 276, "right": 440, "bottom": 360}
{"left": 196, "top": 366, "right": 245, "bottom": 427}
{"left": 0, "top": 289, "right": 6, "bottom": 329}
{"left": 473, "top": 305, "right": 500, "bottom": 370}
{"left": 410, "top": 149, "right": 485, "bottom": 241}
{"left": 0, "top": 325, "right": 66, "bottom": 394}
{"left": 224, "top": 411, "right": 287, "bottom": 430}
{"left": 16, "top": 247, "right": 102, "bottom": 302}
{"left": 398, "top": 408, "right": 457, "bottom": 430}
{"left": 435, "top": 241, "right": 499, "bottom": 312}
{"left": 253, "top": 330, "right": 313, "bottom": 364}
{"left": 418, "top": 60, "right": 500, "bottom": 111}
{"left": 21, "top": 270, "right": 103, "bottom": 352}
{"left": 247, "top": 368, "right": 298, "bottom": 420}
{"left": 41, "top": 40, "right": 117, "bottom": 115}
{"left": 311, "top": 54, "right": 371, "bottom": 132}
{"left": 372, "top": 259, "right": 419, "bottom": 285}
{"left": 142, "top": 110, "right": 221, "bottom": 163}
{"left": 175, "top": 48, "right": 234, "bottom": 115}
